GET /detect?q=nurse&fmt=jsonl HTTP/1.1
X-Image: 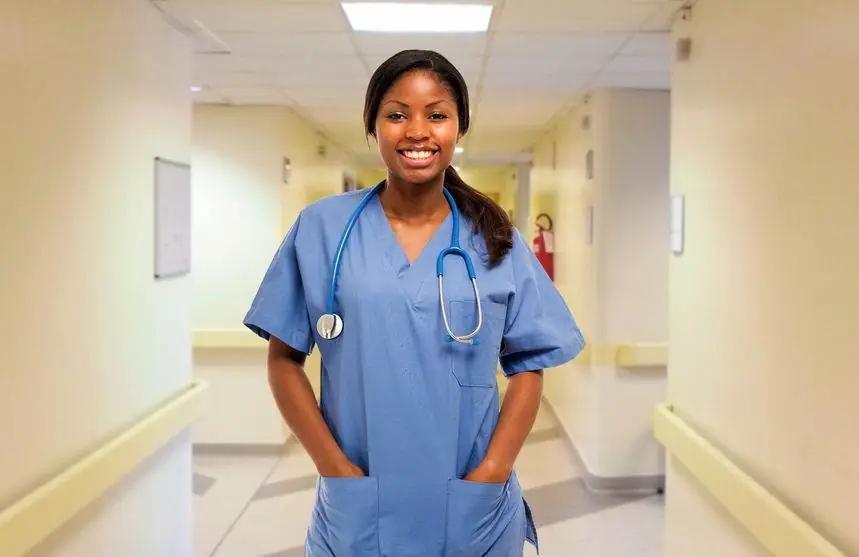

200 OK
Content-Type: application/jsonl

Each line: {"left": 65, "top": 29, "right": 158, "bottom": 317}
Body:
{"left": 243, "top": 49, "right": 585, "bottom": 556}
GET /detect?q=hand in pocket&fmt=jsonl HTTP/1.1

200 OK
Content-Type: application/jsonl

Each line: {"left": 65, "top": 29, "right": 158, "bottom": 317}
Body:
{"left": 464, "top": 459, "right": 510, "bottom": 485}
{"left": 320, "top": 458, "right": 366, "bottom": 478}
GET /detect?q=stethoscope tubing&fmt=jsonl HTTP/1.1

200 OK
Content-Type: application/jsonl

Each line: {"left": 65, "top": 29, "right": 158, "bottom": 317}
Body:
{"left": 323, "top": 182, "right": 482, "bottom": 345}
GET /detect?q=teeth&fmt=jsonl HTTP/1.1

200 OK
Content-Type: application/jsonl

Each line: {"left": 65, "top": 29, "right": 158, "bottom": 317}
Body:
{"left": 403, "top": 150, "right": 434, "bottom": 160}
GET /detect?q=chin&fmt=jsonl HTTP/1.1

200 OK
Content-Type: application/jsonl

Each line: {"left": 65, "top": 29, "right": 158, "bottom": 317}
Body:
{"left": 405, "top": 171, "right": 445, "bottom": 186}
{"left": 391, "top": 164, "right": 447, "bottom": 186}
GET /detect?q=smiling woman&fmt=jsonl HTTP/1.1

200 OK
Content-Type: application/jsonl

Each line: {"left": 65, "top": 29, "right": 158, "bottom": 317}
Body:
{"left": 242, "top": 49, "right": 586, "bottom": 557}
{"left": 363, "top": 49, "right": 514, "bottom": 267}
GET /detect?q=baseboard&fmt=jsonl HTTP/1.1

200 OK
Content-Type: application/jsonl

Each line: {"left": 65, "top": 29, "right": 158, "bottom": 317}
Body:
{"left": 541, "top": 398, "right": 665, "bottom": 495}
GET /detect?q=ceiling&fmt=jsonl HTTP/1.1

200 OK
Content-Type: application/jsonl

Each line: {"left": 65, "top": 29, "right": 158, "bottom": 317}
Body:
{"left": 154, "top": 0, "right": 683, "bottom": 165}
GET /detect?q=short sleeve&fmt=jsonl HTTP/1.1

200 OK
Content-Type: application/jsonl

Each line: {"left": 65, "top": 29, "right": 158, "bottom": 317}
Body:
{"left": 499, "top": 230, "right": 585, "bottom": 375}
{"left": 242, "top": 213, "right": 315, "bottom": 354}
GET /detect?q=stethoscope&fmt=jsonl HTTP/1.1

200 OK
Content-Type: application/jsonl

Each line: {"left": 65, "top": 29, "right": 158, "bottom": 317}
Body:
{"left": 315, "top": 182, "right": 483, "bottom": 345}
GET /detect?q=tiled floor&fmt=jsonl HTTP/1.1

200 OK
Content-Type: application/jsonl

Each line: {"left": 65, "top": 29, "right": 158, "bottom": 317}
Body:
{"left": 193, "top": 402, "right": 665, "bottom": 556}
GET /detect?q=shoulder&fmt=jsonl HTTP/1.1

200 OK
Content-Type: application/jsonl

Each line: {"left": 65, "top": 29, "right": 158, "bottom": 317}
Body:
{"left": 292, "top": 188, "right": 376, "bottom": 237}
{"left": 301, "top": 188, "right": 372, "bottom": 221}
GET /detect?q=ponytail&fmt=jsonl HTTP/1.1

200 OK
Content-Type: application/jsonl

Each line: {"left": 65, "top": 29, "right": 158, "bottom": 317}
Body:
{"left": 444, "top": 166, "right": 514, "bottom": 267}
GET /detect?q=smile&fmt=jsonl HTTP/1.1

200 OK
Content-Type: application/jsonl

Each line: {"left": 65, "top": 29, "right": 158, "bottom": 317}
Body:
{"left": 398, "top": 149, "right": 439, "bottom": 167}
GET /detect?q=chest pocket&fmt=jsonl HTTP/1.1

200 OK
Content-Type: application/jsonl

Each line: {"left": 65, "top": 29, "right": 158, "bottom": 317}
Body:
{"left": 447, "top": 298, "right": 507, "bottom": 388}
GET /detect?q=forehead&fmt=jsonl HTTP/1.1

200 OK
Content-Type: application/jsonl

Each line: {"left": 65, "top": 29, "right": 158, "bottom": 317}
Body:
{"left": 381, "top": 70, "right": 456, "bottom": 105}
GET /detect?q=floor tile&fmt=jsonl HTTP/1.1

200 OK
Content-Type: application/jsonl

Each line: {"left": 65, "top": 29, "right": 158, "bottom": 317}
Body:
{"left": 193, "top": 454, "right": 282, "bottom": 557}
{"left": 210, "top": 489, "right": 317, "bottom": 557}
{"left": 253, "top": 474, "right": 318, "bottom": 501}
{"left": 525, "top": 478, "right": 652, "bottom": 527}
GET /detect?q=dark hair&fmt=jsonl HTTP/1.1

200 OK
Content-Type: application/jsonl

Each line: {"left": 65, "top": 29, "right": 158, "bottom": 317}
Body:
{"left": 363, "top": 49, "right": 514, "bottom": 268}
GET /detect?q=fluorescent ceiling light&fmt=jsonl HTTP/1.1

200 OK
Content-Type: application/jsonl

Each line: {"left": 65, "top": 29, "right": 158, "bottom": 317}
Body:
{"left": 342, "top": 2, "right": 493, "bottom": 33}
{"left": 455, "top": 146, "right": 464, "bottom": 154}
{"left": 190, "top": 85, "right": 202, "bottom": 92}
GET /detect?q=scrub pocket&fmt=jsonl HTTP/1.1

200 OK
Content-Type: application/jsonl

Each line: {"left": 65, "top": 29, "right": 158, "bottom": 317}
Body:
{"left": 313, "top": 476, "right": 380, "bottom": 555}
{"left": 448, "top": 299, "right": 506, "bottom": 388}
{"left": 444, "top": 478, "right": 515, "bottom": 557}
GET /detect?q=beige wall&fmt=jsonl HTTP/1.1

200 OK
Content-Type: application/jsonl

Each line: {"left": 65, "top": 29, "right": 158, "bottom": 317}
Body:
{"left": 191, "top": 105, "right": 351, "bottom": 445}
{"left": 0, "top": 1, "right": 194, "bottom": 555}
{"left": 666, "top": 1, "right": 859, "bottom": 555}
{"left": 530, "top": 89, "right": 670, "bottom": 482}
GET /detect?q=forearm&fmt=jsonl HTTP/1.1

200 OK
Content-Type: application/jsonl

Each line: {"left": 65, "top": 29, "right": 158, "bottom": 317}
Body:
{"left": 268, "top": 357, "right": 354, "bottom": 476}
{"left": 484, "top": 371, "right": 543, "bottom": 477}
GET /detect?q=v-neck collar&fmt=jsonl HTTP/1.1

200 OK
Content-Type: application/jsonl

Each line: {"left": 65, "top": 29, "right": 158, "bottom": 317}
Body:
{"left": 367, "top": 191, "right": 453, "bottom": 303}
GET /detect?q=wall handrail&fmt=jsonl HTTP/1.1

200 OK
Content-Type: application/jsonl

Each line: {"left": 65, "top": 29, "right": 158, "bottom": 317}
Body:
{"left": 653, "top": 403, "right": 847, "bottom": 557}
{"left": 0, "top": 380, "right": 208, "bottom": 557}
{"left": 577, "top": 341, "right": 668, "bottom": 367}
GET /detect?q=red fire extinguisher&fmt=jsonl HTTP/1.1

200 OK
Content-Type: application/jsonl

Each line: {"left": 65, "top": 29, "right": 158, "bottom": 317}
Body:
{"left": 532, "top": 213, "right": 555, "bottom": 281}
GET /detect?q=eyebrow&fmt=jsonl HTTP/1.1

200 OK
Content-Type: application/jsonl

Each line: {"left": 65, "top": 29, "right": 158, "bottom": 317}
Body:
{"left": 382, "top": 99, "right": 454, "bottom": 109}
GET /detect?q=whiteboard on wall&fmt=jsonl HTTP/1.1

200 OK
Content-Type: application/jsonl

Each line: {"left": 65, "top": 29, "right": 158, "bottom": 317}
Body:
{"left": 153, "top": 157, "right": 192, "bottom": 279}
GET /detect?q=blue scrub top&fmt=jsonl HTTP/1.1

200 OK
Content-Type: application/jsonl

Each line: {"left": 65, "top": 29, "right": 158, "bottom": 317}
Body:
{"left": 244, "top": 186, "right": 585, "bottom": 556}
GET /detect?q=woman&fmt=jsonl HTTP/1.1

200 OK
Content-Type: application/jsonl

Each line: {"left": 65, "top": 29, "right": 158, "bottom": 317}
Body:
{"left": 244, "top": 50, "right": 585, "bottom": 556}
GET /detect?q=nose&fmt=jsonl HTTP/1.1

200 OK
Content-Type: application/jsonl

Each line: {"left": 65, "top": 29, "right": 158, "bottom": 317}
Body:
{"left": 405, "top": 117, "right": 429, "bottom": 140}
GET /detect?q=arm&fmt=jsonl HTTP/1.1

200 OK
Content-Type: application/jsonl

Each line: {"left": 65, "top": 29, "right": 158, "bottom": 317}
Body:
{"left": 267, "top": 336, "right": 364, "bottom": 478}
{"left": 465, "top": 370, "right": 543, "bottom": 483}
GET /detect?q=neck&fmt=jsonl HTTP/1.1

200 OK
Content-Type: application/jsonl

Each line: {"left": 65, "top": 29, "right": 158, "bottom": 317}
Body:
{"left": 380, "top": 172, "right": 448, "bottom": 222}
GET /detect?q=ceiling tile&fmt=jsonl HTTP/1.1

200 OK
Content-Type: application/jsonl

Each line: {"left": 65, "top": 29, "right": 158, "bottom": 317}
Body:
{"left": 490, "top": 32, "right": 628, "bottom": 59}
{"left": 621, "top": 31, "right": 673, "bottom": 57}
{"left": 354, "top": 33, "right": 487, "bottom": 55}
{"left": 638, "top": 1, "right": 685, "bottom": 31}
{"left": 480, "top": 71, "right": 591, "bottom": 93}
{"left": 183, "top": 0, "right": 349, "bottom": 33}
{"left": 590, "top": 71, "right": 670, "bottom": 89}
{"left": 214, "top": 31, "right": 358, "bottom": 56}
{"left": 245, "top": 52, "right": 368, "bottom": 78}
{"left": 215, "top": 85, "right": 292, "bottom": 104}
{"left": 193, "top": 53, "right": 256, "bottom": 73}
{"left": 484, "top": 54, "right": 605, "bottom": 74}
{"left": 193, "top": 68, "right": 273, "bottom": 89}
{"left": 494, "top": 0, "right": 656, "bottom": 33}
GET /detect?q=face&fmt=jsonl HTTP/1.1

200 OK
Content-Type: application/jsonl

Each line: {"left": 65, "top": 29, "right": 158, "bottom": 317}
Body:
{"left": 374, "top": 70, "right": 461, "bottom": 186}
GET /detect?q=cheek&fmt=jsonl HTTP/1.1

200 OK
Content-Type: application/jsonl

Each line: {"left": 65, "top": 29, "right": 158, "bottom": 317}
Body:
{"left": 376, "top": 125, "right": 399, "bottom": 150}
{"left": 437, "top": 124, "right": 459, "bottom": 146}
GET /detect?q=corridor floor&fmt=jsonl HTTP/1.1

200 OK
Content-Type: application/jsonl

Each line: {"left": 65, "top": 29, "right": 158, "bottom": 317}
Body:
{"left": 192, "top": 403, "right": 665, "bottom": 557}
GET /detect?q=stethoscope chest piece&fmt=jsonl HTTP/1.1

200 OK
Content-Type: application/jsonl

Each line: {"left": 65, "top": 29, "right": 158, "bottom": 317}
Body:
{"left": 317, "top": 313, "right": 343, "bottom": 340}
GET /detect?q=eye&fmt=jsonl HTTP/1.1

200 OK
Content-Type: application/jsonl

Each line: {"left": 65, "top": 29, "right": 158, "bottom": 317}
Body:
{"left": 430, "top": 112, "right": 449, "bottom": 120}
{"left": 386, "top": 112, "right": 406, "bottom": 121}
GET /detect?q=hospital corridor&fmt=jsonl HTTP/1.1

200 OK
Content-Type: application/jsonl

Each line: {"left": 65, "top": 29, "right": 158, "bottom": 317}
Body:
{"left": 2, "top": 1, "right": 857, "bottom": 557}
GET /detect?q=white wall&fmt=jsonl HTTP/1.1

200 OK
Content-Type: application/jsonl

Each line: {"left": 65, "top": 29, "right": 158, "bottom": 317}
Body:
{"left": 0, "top": 1, "right": 194, "bottom": 554}
{"left": 531, "top": 89, "right": 670, "bottom": 486}
{"left": 666, "top": 1, "right": 859, "bottom": 555}
{"left": 190, "top": 105, "right": 352, "bottom": 446}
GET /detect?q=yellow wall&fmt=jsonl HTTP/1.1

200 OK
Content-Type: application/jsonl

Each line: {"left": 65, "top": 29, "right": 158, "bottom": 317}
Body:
{"left": 190, "top": 105, "right": 351, "bottom": 445}
{"left": 1, "top": 0, "right": 195, "bottom": 554}
{"left": 665, "top": 1, "right": 859, "bottom": 555}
